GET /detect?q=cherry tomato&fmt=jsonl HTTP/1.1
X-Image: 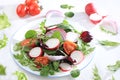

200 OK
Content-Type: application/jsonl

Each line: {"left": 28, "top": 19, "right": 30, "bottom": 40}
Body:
{"left": 28, "top": 3, "right": 41, "bottom": 16}
{"left": 25, "top": 0, "right": 38, "bottom": 6}
{"left": 34, "top": 56, "right": 49, "bottom": 66}
{"left": 16, "top": 4, "right": 27, "bottom": 17}
{"left": 63, "top": 41, "right": 77, "bottom": 55}
{"left": 20, "top": 39, "right": 36, "bottom": 47}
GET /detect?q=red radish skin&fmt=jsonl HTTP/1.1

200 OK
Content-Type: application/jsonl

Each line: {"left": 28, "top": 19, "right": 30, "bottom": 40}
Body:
{"left": 70, "top": 50, "right": 84, "bottom": 65}
{"left": 29, "top": 47, "right": 43, "bottom": 58}
{"left": 46, "top": 28, "right": 67, "bottom": 40}
{"left": 45, "top": 38, "right": 60, "bottom": 50}
{"left": 85, "top": 3, "right": 97, "bottom": 16}
{"left": 89, "top": 13, "right": 102, "bottom": 24}
{"left": 59, "top": 63, "right": 72, "bottom": 72}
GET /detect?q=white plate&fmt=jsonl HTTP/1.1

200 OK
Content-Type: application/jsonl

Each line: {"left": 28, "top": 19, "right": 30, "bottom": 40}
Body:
{"left": 10, "top": 18, "right": 95, "bottom": 77}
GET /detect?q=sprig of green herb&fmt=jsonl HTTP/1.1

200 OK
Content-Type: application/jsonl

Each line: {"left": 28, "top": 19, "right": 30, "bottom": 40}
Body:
{"left": 92, "top": 66, "right": 101, "bottom": 80}
{"left": 111, "top": 76, "right": 115, "bottom": 80}
{"left": 99, "top": 40, "right": 120, "bottom": 46}
{"left": 39, "top": 19, "right": 46, "bottom": 34}
{"left": 60, "top": 4, "right": 74, "bottom": 10}
{"left": 13, "top": 71, "right": 27, "bottom": 80}
{"left": 0, "top": 64, "right": 6, "bottom": 75}
{"left": 100, "top": 26, "right": 116, "bottom": 35}
{"left": 0, "top": 34, "right": 8, "bottom": 49}
{"left": 107, "top": 60, "right": 120, "bottom": 72}
{"left": 77, "top": 39, "right": 95, "bottom": 55}
{"left": 70, "top": 69, "right": 80, "bottom": 78}
{"left": 0, "top": 13, "right": 11, "bottom": 30}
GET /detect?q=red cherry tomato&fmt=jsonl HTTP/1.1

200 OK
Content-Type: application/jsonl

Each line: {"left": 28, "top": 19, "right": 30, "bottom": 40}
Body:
{"left": 16, "top": 4, "right": 27, "bottom": 17}
{"left": 25, "top": 0, "right": 38, "bottom": 6}
{"left": 28, "top": 3, "right": 41, "bottom": 16}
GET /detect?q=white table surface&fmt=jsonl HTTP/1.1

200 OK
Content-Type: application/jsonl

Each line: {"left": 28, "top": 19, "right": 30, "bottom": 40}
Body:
{"left": 0, "top": 0, "right": 120, "bottom": 80}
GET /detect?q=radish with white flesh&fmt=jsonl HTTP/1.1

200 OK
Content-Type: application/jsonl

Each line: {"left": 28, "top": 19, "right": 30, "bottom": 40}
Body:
{"left": 89, "top": 13, "right": 102, "bottom": 24}
{"left": 66, "top": 32, "right": 79, "bottom": 42}
{"left": 100, "top": 19, "right": 118, "bottom": 35}
{"left": 59, "top": 63, "right": 72, "bottom": 72}
{"left": 46, "top": 28, "right": 67, "bottom": 40}
{"left": 46, "top": 26, "right": 57, "bottom": 31}
{"left": 45, "top": 53, "right": 67, "bottom": 61}
{"left": 29, "top": 47, "right": 43, "bottom": 58}
{"left": 45, "top": 38, "right": 60, "bottom": 50}
{"left": 70, "top": 50, "right": 84, "bottom": 65}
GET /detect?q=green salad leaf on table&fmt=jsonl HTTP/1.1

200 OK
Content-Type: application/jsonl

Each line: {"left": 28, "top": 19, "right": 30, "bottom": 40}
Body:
{"left": 0, "top": 34, "right": 8, "bottom": 49}
{"left": 0, "top": 64, "right": 6, "bottom": 75}
{"left": 0, "top": 13, "right": 11, "bottom": 30}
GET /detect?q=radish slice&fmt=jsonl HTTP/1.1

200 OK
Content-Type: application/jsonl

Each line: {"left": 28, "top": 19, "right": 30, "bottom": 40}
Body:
{"left": 44, "top": 54, "right": 67, "bottom": 61}
{"left": 89, "top": 13, "right": 102, "bottom": 24}
{"left": 45, "top": 10, "right": 64, "bottom": 26}
{"left": 45, "top": 38, "right": 60, "bottom": 50}
{"left": 46, "top": 26, "right": 58, "bottom": 31}
{"left": 45, "top": 10, "right": 64, "bottom": 18}
{"left": 70, "top": 50, "right": 84, "bottom": 65}
{"left": 66, "top": 32, "right": 79, "bottom": 42}
{"left": 46, "top": 28, "right": 67, "bottom": 40}
{"left": 29, "top": 47, "right": 43, "bottom": 58}
{"left": 99, "top": 19, "right": 118, "bottom": 35}
{"left": 59, "top": 63, "right": 72, "bottom": 72}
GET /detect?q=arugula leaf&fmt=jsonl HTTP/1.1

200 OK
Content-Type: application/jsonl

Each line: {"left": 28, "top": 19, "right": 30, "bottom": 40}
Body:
{"left": 70, "top": 69, "right": 80, "bottom": 78}
{"left": 51, "top": 31, "right": 62, "bottom": 42}
{"left": 13, "top": 71, "right": 27, "bottom": 80}
{"left": 0, "top": 34, "right": 8, "bottom": 49}
{"left": 52, "top": 61, "right": 60, "bottom": 71}
{"left": 99, "top": 40, "right": 120, "bottom": 46}
{"left": 0, "top": 64, "right": 6, "bottom": 75}
{"left": 0, "top": 13, "right": 11, "bottom": 30}
{"left": 93, "top": 66, "right": 101, "bottom": 80}
{"left": 39, "top": 19, "right": 46, "bottom": 34}
{"left": 13, "top": 51, "right": 35, "bottom": 68}
{"left": 13, "top": 43, "right": 22, "bottom": 51}
{"left": 60, "top": 4, "right": 74, "bottom": 10}
{"left": 100, "top": 26, "right": 116, "bottom": 35}
{"left": 40, "top": 65, "right": 49, "bottom": 76}
{"left": 111, "top": 76, "right": 115, "bottom": 80}
{"left": 64, "top": 12, "right": 74, "bottom": 18}
{"left": 25, "top": 30, "right": 37, "bottom": 39}
{"left": 57, "top": 20, "right": 78, "bottom": 33}
{"left": 77, "top": 39, "right": 95, "bottom": 55}
{"left": 107, "top": 60, "right": 120, "bottom": 72}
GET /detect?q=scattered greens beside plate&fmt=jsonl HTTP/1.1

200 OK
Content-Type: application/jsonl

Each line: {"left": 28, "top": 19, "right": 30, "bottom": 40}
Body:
{"left": 92, "top": 66, "right": 101, "bottom": 80}
{"left": 0, "top": 34, "right": 8, "bottom": 49}
{"left": 107, "top": 60, "right": 120, "bottom": 72}
{"left": 0, "top": 13, "right": 11, "bottom": 30}
{"left": 0, "top": 64, "right": 6, "bottom": 75}
{"left": 99, "top": 40, "right": 120, "bottom": 46}
{"left": 13, "top": 71, "right": 28, "bottom": 80}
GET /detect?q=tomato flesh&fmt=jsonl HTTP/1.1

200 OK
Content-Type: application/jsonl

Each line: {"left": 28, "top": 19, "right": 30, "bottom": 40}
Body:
{"left": 63, "top": 41, "right": 77, "bottom": 55}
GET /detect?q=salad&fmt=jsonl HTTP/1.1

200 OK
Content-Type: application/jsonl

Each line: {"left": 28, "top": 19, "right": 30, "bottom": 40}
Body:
{"left": 13, "top": 19, "right": 95, "bottom": 77}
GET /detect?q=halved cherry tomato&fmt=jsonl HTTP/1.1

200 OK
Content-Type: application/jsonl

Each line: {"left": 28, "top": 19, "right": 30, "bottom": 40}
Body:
{"left": 63, "top": 41, "right": 77, "bottom": 55}
{"left": 16, "top": 4, "right": 27, "bottom": 17}
{"left": 28, "top": 3, "right": 41, "bottom": 16}
{"left": 34, "top": 56, "right": 49, "bottom": 66}
{"left": 25, "top": 0, "right": 38, "bottom": 6}
{"left": 20, "top": 39, "right": 36, "bottom": 47}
